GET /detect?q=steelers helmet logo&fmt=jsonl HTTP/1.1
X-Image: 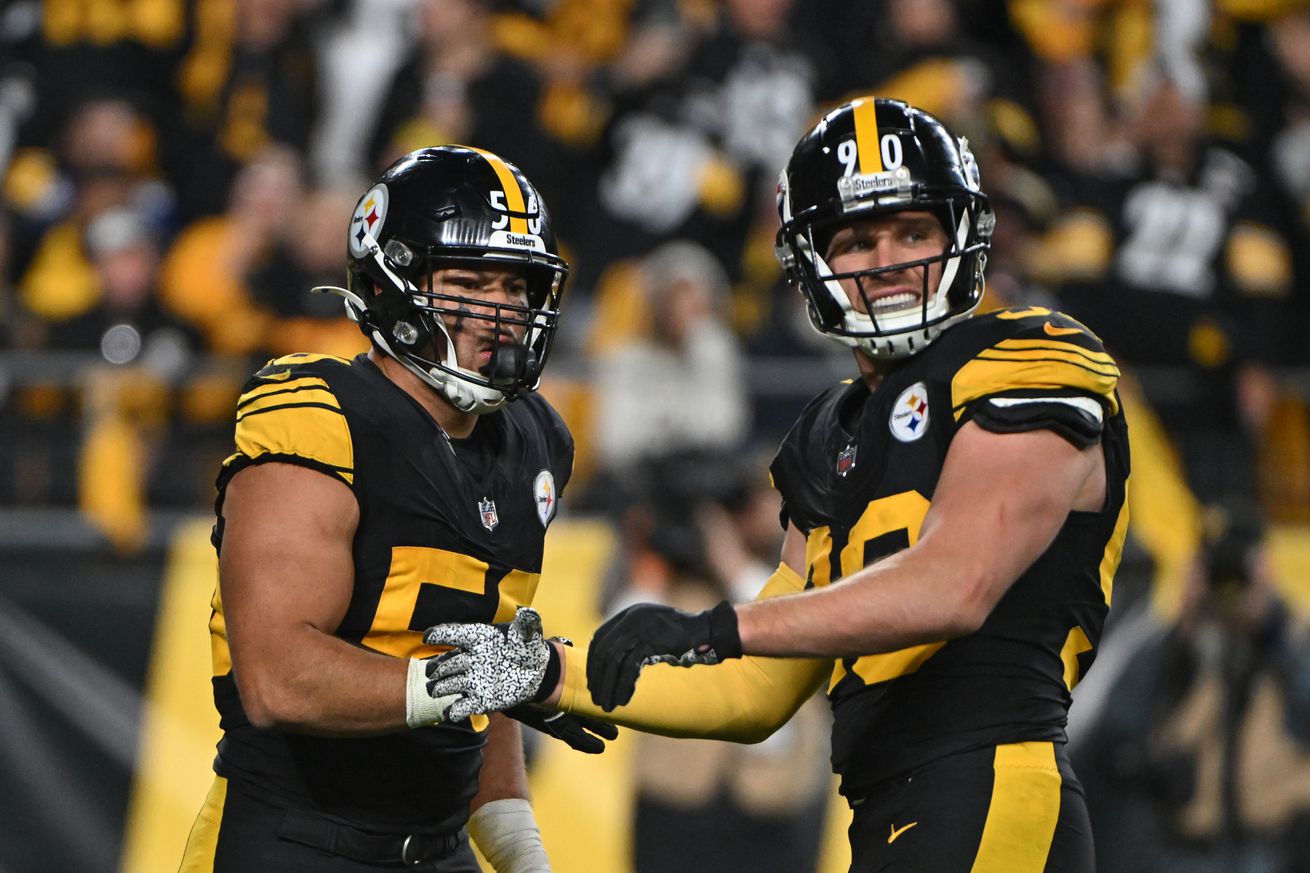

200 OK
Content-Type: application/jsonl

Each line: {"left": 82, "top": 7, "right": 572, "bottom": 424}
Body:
{"left": 349, "top": 183, "right": 389, "bottom": 258}
{"left": 889, "top": 382, "right": 930, "bottom": 442}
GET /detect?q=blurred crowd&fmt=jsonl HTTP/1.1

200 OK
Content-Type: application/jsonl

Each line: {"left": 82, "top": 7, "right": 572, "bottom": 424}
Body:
{"left": 5, "top": 0, "right": 1310, "bottom": 870}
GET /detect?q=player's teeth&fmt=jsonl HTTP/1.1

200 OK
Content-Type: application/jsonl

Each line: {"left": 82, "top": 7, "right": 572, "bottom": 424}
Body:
{"left": 871, "top": 293, "right": 917, "bottom": 312}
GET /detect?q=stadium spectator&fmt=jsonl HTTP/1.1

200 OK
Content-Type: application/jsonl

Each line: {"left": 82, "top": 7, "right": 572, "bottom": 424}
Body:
{"left": 569, "top": 0, "right": 821, "bottom": 288}
{"left": 244, "top": 184, "right": 368, "bottom": 360}
{"left": 1052, "top": 70, "right": 1295, "bottom": 508}
{"left": 590, "top": 239, "right": 748, "bottom": 474}
{"left": 366, "top": 0, "right": 554, "bottom": 187}
{"left": 14, "top": 95, "right": 173, "bottom": 325}
{"left": 307, "top": 0, "right": 418, "bottom": 182}
{"left": 169, "top": 0, "right": 320, "bottom": 220}
{"left": 53, "top": 207, "right": 196, "bottom": 369}
{"left": 158, "top": 144, "right": 301, "bottom": 358}
{"left": 1078, "top": 506, "right": 1310, "bottom": 873}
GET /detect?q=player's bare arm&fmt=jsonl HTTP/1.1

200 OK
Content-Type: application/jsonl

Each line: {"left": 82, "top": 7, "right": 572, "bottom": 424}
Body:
{"left": 472, "top": 713, "right": 531, "bottom": 805}
{"left": 219, "top": 461, "right": 410, "bottom": 734}
{"left": 585, "top": 420, "right": 1107, "bottom": 711}
{"left": 737, "top": 420, "right": 1106, "bottom": 659}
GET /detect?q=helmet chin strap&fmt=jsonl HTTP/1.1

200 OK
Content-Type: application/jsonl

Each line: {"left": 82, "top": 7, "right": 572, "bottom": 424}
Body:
{"left": 372, "top": 326, "right": 509, "bottom": 414}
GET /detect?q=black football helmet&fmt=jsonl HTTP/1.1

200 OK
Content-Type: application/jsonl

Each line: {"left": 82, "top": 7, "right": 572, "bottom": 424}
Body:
{"left": 775, "top": 97, "right": 993, "bottom": 359}
{"left": 317, "top": 146, "right": 568, "bottom": 413}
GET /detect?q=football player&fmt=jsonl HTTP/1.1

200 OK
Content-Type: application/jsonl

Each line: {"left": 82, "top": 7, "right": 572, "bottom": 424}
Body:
{"left": 179, "top": 146, "right": 613, "bottom": 873}
{"left": 427, "top": 99, "right": 1131, "bottom": 873}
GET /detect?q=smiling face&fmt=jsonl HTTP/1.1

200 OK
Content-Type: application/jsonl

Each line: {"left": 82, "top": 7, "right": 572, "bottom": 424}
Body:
{"left": 822, "top": 210, "right": 950, "bottom": 320}
{"left": 426, "top": 264, "right": 531, "bottom": 376}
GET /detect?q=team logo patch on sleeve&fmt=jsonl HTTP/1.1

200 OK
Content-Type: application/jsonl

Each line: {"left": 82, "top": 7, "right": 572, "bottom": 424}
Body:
{"left": 890, "top": 382, "right": 930, "bottom": 442}
{"left": 478, "top": 497, "right": 499, "bottom": 532}
{"left": 534, "top": 470, "right": 557, "bottom": 527}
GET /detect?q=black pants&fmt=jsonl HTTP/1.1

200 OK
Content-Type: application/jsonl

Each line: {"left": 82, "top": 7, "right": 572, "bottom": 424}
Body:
{"left": 179, "top": 776, "right": 482, "bottom": 873}
{"left": 847, "top": 741, "right": 1094, "bottom": 873}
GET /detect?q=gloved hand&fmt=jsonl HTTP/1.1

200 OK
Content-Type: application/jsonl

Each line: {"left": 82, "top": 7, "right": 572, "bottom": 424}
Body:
{"left": 587, "top": 600, "right": 741, "bottom": 712}
{"left": 423, "top": 607, "right": 551, "bottom": 722}
{"left": 506, "top": 704, "right": 619, "bottom": 754}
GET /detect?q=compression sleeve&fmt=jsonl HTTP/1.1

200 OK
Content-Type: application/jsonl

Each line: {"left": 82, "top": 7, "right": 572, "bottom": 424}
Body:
{"left": 558, "top": 563, "right": 829, "bottom": 743}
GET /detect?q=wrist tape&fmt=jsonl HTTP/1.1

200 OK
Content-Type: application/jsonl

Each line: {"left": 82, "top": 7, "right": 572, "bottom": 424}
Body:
{"left": 469, "top": 798, "right": 549, "bottom": 873}
{"left": 406, "top": 657, "right": 457, "bottom": 729}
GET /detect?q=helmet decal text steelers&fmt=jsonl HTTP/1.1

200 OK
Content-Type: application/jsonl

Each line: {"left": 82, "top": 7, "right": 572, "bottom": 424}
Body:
{"left": 836, "top": 99, "right": 908, "bottom": 209}
{"left": 471, "top": 147, "right": 546, "bottom": 251}
{"left": 534, "top": 469, "right": 557, "bottom": 527}
{"left": 889, "top": 382, "right": 930, "bottom": 442}
{"left": 349, "top": 183, "right": 388, "bottom": 258}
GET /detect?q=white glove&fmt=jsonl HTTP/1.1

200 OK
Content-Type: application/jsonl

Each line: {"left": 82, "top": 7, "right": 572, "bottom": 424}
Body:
{"left": 423, "top": 607, "right": 550, "bottom": 722}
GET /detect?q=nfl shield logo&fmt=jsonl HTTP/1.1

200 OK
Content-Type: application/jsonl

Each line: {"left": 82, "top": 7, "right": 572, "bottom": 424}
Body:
{"left": 836, "top": 443, "right": 857, "bottom": 477}
{"left": 478, "top": 497, "right": 499, "bottom": 531}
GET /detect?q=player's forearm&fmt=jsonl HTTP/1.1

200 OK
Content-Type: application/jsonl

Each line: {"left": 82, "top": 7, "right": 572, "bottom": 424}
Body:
{"left": 472, "top": 714, "right": 531, "bottom": 807}
{"left": 556, "top": 562, "right": 828, "bottom": 741}
{"left": 736, "top": 543, "right": 985, "bottom": 659}
{"left": 557, "top": 641, "right": 826, "bottom": 743}
{"left": 234, "top": 625, "right": 411, "bottom": 735}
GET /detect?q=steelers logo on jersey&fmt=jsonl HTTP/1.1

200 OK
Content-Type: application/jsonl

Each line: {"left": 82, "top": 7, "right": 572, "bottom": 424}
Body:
{"left": 889, "top": 382, "right": 930, "bottom": 442}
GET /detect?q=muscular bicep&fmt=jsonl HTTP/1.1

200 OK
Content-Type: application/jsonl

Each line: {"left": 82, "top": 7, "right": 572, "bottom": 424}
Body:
{"left": 918, "top": 421, "right": 1105, "bottom": 617}
{"left": 220, "top": 462, "right": 359, "bottom": 686}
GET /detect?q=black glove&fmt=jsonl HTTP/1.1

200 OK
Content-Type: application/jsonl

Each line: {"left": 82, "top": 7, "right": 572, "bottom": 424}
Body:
{"left": 506, "top": 704, "right": 619, "bottom": 754}
{"left": 587, "top": 600, "right": 741, "bottom": 712}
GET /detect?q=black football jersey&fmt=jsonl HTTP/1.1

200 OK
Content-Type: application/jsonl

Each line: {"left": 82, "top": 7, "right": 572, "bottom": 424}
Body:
{"left": 208, "top": 352, "right": 574, "bottom": 833}
{"left": 769, "top": 307, "right": 1130, "bottom": 799}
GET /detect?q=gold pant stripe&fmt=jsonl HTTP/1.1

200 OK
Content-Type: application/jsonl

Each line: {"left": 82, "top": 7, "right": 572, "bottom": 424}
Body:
{"left": 969, "top": 741, "right": 1061, "bottom": 873}
{"left": 177, "top": 775, "right": 227, "bottom": 873}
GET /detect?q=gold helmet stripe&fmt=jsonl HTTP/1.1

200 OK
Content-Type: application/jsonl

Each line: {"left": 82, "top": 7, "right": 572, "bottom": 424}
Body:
{"left": 471, "top": 147, "right": 529, "bottom": 234}
{"left": 853, "top": 98, "right": 883, "bottom": 175}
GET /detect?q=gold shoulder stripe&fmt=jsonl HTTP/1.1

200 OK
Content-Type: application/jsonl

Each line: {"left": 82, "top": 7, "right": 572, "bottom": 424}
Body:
{"left": 853, "top": 98, "right": 882, "bottom": 175}
{"left": 236, "top": 389, "right": 342, "bottom": 422}
{"left": 238, "top": 376, "right": 333, "bottom": 408}
{"left": 994, "top": 305, "right": 1052, "bottom": 320}
{"left": 979, "top": 349, "right": 1120, "bottom": 378}
{"left": 470, "top": 147, "right": 529, "bottom": 234}
{"left": 994, "top": 338, "right": 1115, "bottom": 365}
{"left": 234, "top": 403, "right": 354, "bottom": 484}
{"left": 979, "top": 351, "right": 1121, "bottom": 380}
{"left": 264, "top": 352, "right": 351, "bottom": 367}
{"left": 952, "top": 356, "right": 1120, "bottom": 419}
{"left": 237, "top": 399, "right": 345, "bottom": 424}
